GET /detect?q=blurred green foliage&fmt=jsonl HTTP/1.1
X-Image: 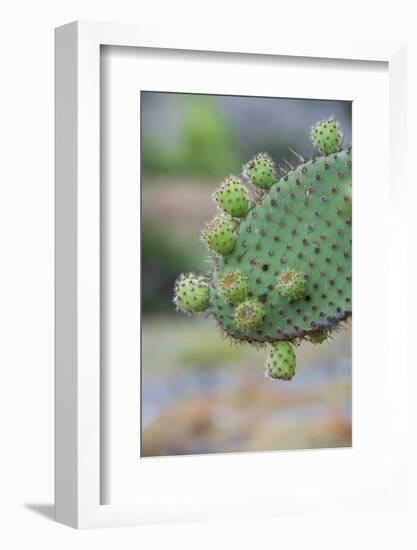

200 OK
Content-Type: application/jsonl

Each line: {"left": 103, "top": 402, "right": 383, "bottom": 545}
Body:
{"left": 142, "top": 222, "right": 193, "bottom": 313}
{"left": 142, "top": 96, "right": 238, "bottom": 179}
{"left": 177, "top": 333, "right": 244, "bottom": 369}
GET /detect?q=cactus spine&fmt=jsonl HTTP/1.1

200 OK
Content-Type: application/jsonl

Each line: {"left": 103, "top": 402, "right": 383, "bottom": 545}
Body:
{"left": 174, "top": 120, "right": 352, "bottom": 380}
{"left": 276, "top": 268, "right": 306, "bottom": 301}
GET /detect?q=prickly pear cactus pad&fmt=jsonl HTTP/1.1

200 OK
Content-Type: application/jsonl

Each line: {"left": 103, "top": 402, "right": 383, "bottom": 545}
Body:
{"left": 174, "top": 119, "right": 352, "bottom": 380}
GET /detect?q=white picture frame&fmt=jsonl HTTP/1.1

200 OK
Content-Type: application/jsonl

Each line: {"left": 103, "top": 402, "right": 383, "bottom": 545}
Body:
{"left": 55, "top": 21, "right": 407, "bottom": 529}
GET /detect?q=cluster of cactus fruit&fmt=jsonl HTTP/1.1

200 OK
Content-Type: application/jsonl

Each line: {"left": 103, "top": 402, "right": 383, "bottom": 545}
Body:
{"left": 174, "top": 119, "right": 352, "bottom": 380}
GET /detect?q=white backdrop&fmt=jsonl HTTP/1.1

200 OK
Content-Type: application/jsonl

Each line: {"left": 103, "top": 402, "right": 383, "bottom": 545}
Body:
{"left": 103, "top": 46, "right": 393, "bottom": 509}
{"left": 1, "top": 0, "right": 416, "bottom": 548}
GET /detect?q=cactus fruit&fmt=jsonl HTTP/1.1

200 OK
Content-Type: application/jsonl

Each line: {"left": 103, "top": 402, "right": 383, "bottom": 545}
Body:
{"left": 174, "top": 119, "right": 352, "bottom": 380}
{"left": 214, "top": 176, "right": 250, "bottom": 218}
{"left": 265, "top": 341, "right": 296, "bottom": 380}
{"left": 174, "top": 274, "right": 210, "bottom": 313}
{"left": 243, "top": 153, "right": 275, "bottom": 190}
{"left": 276, "top": 267, "right": 306, "bottom": 301}
{"left": 201, "top": 214, "right": 237, "bottom": 255}
{"left": 311, "top": 118, "right": 342, "bottom": 155}
{"left": 219, "top": 270, "right": 248, "bottom": 305}
{"left": 234, "top": 299, "right": 264, "bottom": 330}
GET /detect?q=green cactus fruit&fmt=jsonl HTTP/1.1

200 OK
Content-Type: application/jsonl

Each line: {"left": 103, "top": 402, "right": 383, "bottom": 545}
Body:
{"left": 244, "top": 153, "right": 275, "bottom": 190}
{"left": 201, "top": 214, "right": 236, "bottom": 255}
{"left": 234, "top": 299, "right": 264, "bottom": 330}
{"left": 307, "top": 329, "right": 329, "bottom": 344}
{"left": 277, "top": 267, "right": 306, "bottom": 301}
{"left": 174, "top": 274, "right": 210, "bottom": 313}
{"left": 219, "top": 270, "right": 248, "bottom": 305}
{"left": 266, "top": 341, "right": 296, "bottom": 380}
{"left": 311, "top": 119, "right": 342, "bottom": 154}
{"left": 215, "top": 176, "right": 250, "bottom": 218}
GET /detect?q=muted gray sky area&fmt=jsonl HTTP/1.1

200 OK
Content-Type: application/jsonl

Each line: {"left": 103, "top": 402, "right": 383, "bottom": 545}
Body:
{"left": 141, "top": 91, "right": 352, "bottom": 163}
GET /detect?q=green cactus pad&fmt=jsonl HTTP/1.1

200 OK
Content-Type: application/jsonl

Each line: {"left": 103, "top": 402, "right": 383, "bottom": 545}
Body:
{"left": 311, "top": 119, "right": 342, "bottom": 154}
{"left": 215, "top": 176, "right": 250, "bottom": 218}
{"left": 244, "top": 153, "right": 275, "bottom": 190}
{"left": 265, "top": 341, "right": 296, "bottom": 380}
{"left": 174, "top": 274, "right": 210, "bottom": 313}
{"left": 277, "top": 267, "right": 306, "bottom": 301}
{"left": 340, "top": 184, "right": 352, "bottom": 221}
{"left": 210, "top": 150, "right": 352, "bottom": 343}
{"left": 219, "top": 270, "right": 248, "bottom": 305}
{"left": 201, "top": 214, "right": 237, "bottom": 255}
{"left": 234, "top": 299, "right": 264, "bottom": 330}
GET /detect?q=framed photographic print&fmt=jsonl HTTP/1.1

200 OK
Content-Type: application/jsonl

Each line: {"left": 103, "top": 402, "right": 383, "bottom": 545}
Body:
{"left": 55, "top": 21, "right": 408, "bottom": 528}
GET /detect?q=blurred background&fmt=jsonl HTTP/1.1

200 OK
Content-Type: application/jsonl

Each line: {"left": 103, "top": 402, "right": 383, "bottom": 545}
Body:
{"left": 141, "top": 92, "right": 352, "bottom": 457}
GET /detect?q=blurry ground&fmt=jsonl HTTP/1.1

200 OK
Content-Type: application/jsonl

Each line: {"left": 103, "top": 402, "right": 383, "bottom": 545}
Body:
{"left": 141, "top": 317, "right": 351, "bottom": 457}
{"left": 141, "top": 93, "right": 352, "bottom": 457}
